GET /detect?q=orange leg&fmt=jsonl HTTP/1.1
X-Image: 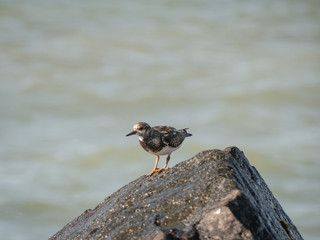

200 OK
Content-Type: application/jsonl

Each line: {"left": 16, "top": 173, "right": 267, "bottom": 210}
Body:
{"left": 147, "top": 155, "right": 160, "bottom": 176}
{"left": 159, "top": 155, "right": 170, "bottom": 172}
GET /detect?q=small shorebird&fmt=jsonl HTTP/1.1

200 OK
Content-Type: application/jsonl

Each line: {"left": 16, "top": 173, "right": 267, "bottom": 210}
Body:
{"left": 126, "top": 122, "right": 192, "bottom": 176}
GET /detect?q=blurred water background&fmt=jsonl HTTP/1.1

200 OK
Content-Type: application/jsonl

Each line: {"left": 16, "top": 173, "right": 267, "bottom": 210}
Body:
{"left": 1, "top": 0, "right": 319, "bottom": 239}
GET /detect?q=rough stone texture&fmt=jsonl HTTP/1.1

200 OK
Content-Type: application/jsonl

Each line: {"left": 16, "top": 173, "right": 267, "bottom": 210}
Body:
{"left": 50, "top": 147, "right": 303, "bottom": 240}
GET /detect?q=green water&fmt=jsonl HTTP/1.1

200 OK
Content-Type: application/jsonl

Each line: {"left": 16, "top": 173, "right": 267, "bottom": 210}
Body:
{"left": 1, "top": 0, "right": 319, "bottom": 239}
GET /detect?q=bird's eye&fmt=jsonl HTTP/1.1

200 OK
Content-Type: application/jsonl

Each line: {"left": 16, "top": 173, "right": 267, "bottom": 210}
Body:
{"left": 138, "top": 127, "right": 143, "bottom": 130}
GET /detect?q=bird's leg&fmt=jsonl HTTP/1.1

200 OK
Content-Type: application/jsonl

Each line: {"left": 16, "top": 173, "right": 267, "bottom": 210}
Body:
{"left": 147, "top": 155, "right": 160, "bottom": 176}
{"left": 159, "top": 155, "right": 170, "bottom": 172}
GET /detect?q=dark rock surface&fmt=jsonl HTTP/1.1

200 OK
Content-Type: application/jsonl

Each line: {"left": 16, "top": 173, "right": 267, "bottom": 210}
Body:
{"left": 50, "top": 147, "right": 303, "bottom": 240}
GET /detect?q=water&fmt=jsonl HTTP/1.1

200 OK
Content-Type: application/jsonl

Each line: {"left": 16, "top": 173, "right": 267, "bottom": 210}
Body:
{"left": 1, "top": 0, "right": 319, "bottom": 239}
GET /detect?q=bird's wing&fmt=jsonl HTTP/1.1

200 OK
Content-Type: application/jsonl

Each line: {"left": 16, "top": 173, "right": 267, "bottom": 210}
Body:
{"left": 161, "top": 131, "right": 185, "bottom": 148}
{"left": 152, "top": 126, "right": 176, "bottom": 134}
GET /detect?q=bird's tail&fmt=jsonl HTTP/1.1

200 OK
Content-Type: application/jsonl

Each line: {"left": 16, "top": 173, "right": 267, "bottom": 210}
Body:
{"left": 179, "top": 128, "right": 192, "bottom": 137}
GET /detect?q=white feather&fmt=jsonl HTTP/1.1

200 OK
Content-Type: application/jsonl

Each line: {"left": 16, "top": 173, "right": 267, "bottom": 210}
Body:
{"left": 148, "top": 145, "right": 181, "bottom": 156}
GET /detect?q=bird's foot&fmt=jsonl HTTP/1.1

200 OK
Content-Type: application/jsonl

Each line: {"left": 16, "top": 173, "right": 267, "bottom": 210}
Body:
{"left": 158, "top": 167, "right": 169, "bottom": 173}
{"left": 147, "top": 168, "right": 161, "bottom": 176}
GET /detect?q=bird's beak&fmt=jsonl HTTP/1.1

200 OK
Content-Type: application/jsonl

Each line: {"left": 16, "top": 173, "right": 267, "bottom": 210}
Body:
{"left": 126, "top": 131, "right": 137, "bottom": 137}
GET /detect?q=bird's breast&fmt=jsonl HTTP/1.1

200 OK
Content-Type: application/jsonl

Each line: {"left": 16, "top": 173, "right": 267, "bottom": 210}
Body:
{"left": 139, "top": 136, "right": 177, "bottom": 156}
{"left": 152, "top": 145, "right": 180, "bottom": 156}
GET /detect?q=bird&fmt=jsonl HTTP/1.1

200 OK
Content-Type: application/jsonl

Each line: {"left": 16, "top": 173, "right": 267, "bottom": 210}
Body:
{"left": 126, "top": 122, "right": 192, "bottom": 176}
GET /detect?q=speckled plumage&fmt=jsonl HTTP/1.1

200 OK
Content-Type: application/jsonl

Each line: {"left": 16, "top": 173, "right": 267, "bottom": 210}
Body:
{"left": 126, "top": 122, "right": 192, "bottom": 176}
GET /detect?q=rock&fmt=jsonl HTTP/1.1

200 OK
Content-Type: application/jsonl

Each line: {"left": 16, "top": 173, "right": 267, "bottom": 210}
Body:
{"left": 50, "top": 147, "right": 303, "bottom": 240}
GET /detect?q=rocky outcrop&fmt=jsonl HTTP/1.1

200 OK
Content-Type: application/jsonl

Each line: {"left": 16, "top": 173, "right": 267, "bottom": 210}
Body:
{"left": 50, "top": 147, "right": 303, "bottom": 240}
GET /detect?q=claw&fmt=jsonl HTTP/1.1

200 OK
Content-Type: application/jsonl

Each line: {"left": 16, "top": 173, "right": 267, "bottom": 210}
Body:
{"left": 158, "top": 167, "right": 169, "bottom": 173}
{"left": 147, "top": 168, "right": 160, "bottom": 176}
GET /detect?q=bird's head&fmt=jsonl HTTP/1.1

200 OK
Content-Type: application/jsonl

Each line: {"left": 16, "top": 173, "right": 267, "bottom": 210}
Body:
{"left": 126, "top": 122, "right": 151, "bottom": 137}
